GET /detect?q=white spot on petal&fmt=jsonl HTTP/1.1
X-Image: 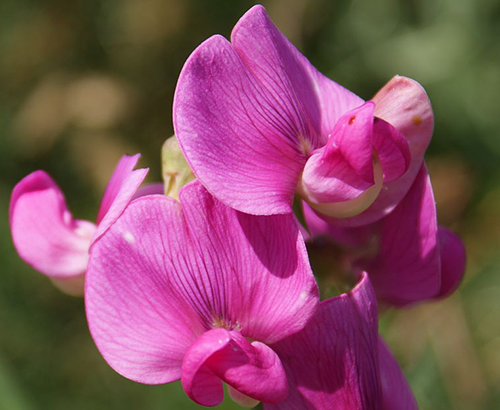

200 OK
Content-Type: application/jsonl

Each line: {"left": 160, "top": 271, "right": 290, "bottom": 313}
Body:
{"left": 123, "top": 232, "right": 135, "bottom": 244}
{"left": 300, "top": 291, "right": 308, "bottom": 300}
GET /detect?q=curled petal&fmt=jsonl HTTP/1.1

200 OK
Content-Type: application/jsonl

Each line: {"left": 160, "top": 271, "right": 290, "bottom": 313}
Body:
{"left": 299, "top": 103, "right": 382, "bottom": 218}
{"left": 182, "top": 329, "right": 287, "bottom": 406}
{"left": 10, "top": 171, "right": 95, "bottom": 279}
{"left": 434, "top": 227, "right": 466, "bottom": 299}
{"left": 92, "top": 154, "right": 148, "bottom": 246}
{"left": 181, "top": 329, "right": 228, "bottom": 406}
{"left": 268, "top": 273, "right": 382, "bottom": 410}
{"left": 359, "top": 164, "right": 441, "bottom": 306}
{"left": 336, "top": 76, "right": 434, "bottom": 226}
{"left": 372, "top": 116, "right": 411, "bottom": 182}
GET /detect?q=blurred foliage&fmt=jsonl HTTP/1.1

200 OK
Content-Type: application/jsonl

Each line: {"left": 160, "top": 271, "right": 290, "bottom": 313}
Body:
{"left": 1, "top": 0, "right": 499, "bottom": 409}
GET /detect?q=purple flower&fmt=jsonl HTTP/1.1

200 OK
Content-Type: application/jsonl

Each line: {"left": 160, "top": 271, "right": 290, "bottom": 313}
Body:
{"left": 85, "top": 180, "right": 318, "bottom": 406}
{"left": 9, "top": 154, "right": 150, "bottom": 295}
{"left": 304, "top": 164, "right": 466, "bottom": 306}
{"left": 174, "top": 5, "right": 433, "bottom": 225}
{"left": 87, "top": 191, "right": 416, "bottom": 408}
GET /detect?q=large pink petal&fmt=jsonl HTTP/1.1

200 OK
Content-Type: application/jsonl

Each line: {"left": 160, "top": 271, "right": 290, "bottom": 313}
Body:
{"left": 86, "top": 180, "right": 318, "bottom": 385}
{"left": 174, "top": 5, "right": 362, "bottom": 216}
{"left": 182, "top": 329, "right": 287, "bottom": 406}
{"left": 92, "top": 154, "right": 148, "bottom": 245}
{"left": 174, "top": 34, "right": 308, "bottom": 215}
{"left": 234, "top": 6, "right": 363, "bottom": 141}
{"left": 336, "top": 76, "right": 434, "bottom": 226}
{"left": 379, "top": 339, "right": 418, "bottom": 410}
{"left": 434, "top": 227, "right": 466, "bottom": 299}
{"left": 359, "top": 164, "right": 441, "bottom": 306}
{"left": 178, "top": 181, "right": 318, "bottom": 343}
{"left": 10, "top": 171, "right": 96, "bottom": 279}
{"left": 267, "top": 273, "right": 382, "bottom": 410}
{"left": 86, "top": 195, "right": 205, "bottom": 385}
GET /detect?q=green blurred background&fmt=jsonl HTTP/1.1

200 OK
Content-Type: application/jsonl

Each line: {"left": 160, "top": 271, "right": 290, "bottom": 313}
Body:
{"left": 1, "top": 0, "right": 499, "bottom": 408}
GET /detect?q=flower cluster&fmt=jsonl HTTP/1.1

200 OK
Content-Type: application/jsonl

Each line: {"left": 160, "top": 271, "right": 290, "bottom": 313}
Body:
{"left": 9, "top": 5, "right": 466, "bottom": 409}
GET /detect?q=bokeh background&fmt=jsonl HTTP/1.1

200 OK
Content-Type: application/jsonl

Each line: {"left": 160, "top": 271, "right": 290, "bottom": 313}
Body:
{"left": 1, "top": 0, "right": 499, "bottom": 409}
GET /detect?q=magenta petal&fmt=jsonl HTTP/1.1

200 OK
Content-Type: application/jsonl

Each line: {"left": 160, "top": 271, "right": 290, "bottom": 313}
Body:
{"left": 231, "top": 5, "right": 321, "bottom": 146}
{"left": 86, "top": 180, "right": 318, "bottom": 385}
{"left": 300, "top": 103, "right": 376, "bottom": 206}
{"left": 174, "top": 34, "right": 307, "bottom": 215}
{"left": 267, "top": 273, "right": 382, "bottom": 410}
{"left": 234, "top": 6, "right": 363, "bottom": 140}
{"left": 181, "top": 329, "right": 229, "bottom": 406}
{"left": 132, "top": 182, "right": 164, "bottom": 199}
{"left": 178, "top": 181, "right": 318, "bottom": 343}
{"left": 92, "top": 154, "right": 148, "bottom": 245}
{"left": 372, "top": 117, "right": 411, "bottom": 182}
{"left": 209, "top": 332, "right": 288, "bottom": 403}
{"left": 86, "top": 195, "right": 205, "bottom": 384}
{"left": 336, "top": 76, "right": 434, "bottom": 226}
{"left": 379, "top": 339, "right": 418, "bottom": 410}
{"left": 182, "top": 329, "right": 287, "bottom": 406}
{"left": 10, "top": 171, "right": 96, "bottom": 278}
{"left": 361, "top": 164, "right": 441, "bottom": 306}
{"left": 435, "top": 227, "right": 466, "bottom": 299}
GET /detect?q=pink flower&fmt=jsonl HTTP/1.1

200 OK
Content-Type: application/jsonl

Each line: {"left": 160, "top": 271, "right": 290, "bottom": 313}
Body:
{"left": 268, "top": 273, "right": 418, "bottom": 410}
{"left": 9, "top": 154, "right": 150, "bottom": 295}
{"left": 85, "top": 180, "right": 319, "bottom": 406}
{"left": 303, "top": 164, "right": 466, "bottom": 306}
{"left": 174, "top": 5, "right": 433, "bottom": 225}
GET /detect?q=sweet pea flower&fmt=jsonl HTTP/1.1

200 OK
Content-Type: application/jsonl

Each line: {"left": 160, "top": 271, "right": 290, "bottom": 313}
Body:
{"left": 85, "top": 180, "right": 319, "bottom": 407}
{"left": 268, "top": 273, "right": 417, "bottom": 410}
{"left": 9, "top": 154, "right": 149, "bottom": 295}
{"left": 303, "top": 164, "right": 466, "bottom": 306}
{"left": 174, "top": 5, "right": 433, "bottom": 225}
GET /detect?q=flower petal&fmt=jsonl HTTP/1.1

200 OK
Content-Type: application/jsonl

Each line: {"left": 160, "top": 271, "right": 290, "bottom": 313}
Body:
{"left": 132, "top": 182, "right": 164, "bottom": 199}
{"left": 434, "top": 227, "right": 466, "bottom": 299}
{"left": 299, "top": 103, "right": 379, "bottom": 218}
{"left": 233, "top": 5, "right": 363, "bottom": 143}
{"left": 181, "top": 328, "right": 228, "bottom": 406}
{"left": 86, "top": 180, "right": 318, "bottom": 385}
{"left": 372, "top": 116, "right": 411, "bottom": 182}
{"left": 10, "top": 171, "right": 96, "bottom": 279}
{"left": 182, "top": 329, "right": 287, "bottom": 406}
{"left": 92, "top": 154, "right": 148, "bottom": 246}
{"left": 86, "top": 195, "right": 205, "bottom": 384}
{"left": 267, "top": 273, "right": 382, "bottom": 410}
{"left": 178, "top": 181, "right": 318, "bottom": 343}
{"left": 336, "top": 76, "right": 434, "bottom": 226}
{"left": 359, "top": 164, "right": 441, "bottom": 306}
{"left": 174, "top": 34, "right": 307, "bottom": 215}
{"left": 299, "top": 102, "right": 408, "bottom": 220}
{"left": 378, "top": 339, "right": 418, "bottom": 410}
